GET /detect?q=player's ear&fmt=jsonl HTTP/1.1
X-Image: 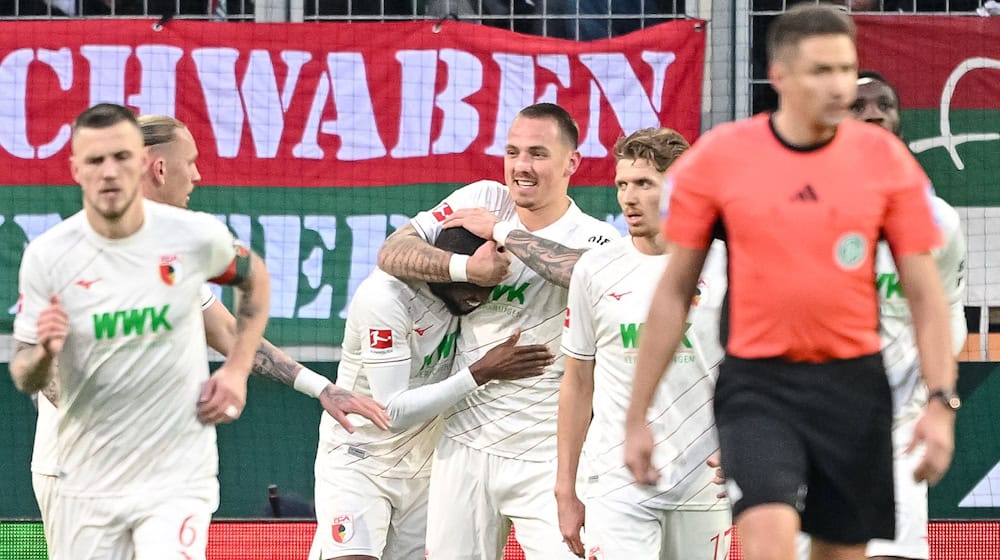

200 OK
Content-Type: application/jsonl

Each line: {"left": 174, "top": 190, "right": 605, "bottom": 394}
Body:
{"left": 149, "top": 155, "right": 167, "bottom": 186}
{"left": 768, "top": 60, "right": 786, "bottom": 94}
{"left": 565, "top": 149, "right": 581, "bottom": 177}
{"left": 69, "top": 154, "right": 80, "bottom": 184}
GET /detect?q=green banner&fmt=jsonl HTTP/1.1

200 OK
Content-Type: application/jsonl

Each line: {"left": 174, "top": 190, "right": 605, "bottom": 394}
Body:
{"left": 904, "top": 110, "right": 1000, "bottom": 208}
{"left": 0, "top": 184, "right": 623, "bottom": 346}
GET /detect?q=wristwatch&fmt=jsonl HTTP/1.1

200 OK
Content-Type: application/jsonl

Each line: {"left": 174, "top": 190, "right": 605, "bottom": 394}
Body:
{"left": 928, "top": 389, "right": 962, "bottom": 411}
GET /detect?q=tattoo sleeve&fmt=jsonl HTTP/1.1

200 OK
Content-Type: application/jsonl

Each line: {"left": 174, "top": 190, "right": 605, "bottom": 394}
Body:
{"left": 503, "top": 230, "right": 586, "bottom": 288}
{"left": 41, "top": 373, "right": 60, "bottom": 407}
{"left": 235, "top": 286, "right": 261, "bottom": 334}
{"left": 377, "top": 224, "right": 452, "bottom": 282}
{"left": 251, "top": 340, "right": 301, "bottom": 387}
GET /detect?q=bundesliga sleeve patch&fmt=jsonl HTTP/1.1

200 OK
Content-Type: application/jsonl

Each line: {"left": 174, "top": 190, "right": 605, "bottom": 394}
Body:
{"left": 209, "top": 241, "right": 252, "bottom": 286}
{"left": 368, "top": 329, "right": 393, "bottom": 350}
{"left": 431, "top": 202, "right": 454, "bottom": 222}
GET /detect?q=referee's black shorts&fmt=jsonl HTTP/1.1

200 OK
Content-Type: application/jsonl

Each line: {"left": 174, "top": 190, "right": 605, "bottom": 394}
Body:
{"left": 714, "top": 353, "right": 894, "bottom": 544}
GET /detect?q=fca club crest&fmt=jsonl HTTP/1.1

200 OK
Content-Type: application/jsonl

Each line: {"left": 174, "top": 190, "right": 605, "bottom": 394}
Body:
{"left": 332, "top": 514, "right": 354, "bottom": 544}
{"left": 159, "top": 255, "right": 181, "bottom": 286}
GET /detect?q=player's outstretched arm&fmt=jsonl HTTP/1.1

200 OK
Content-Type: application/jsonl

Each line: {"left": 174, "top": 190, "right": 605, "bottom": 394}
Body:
{"left": 370, "top": 331, "right": 553, "bottom": 430}
{"left": 198, "top": 251, "right": 270, "bottom": 424}
{"left": 897, "top": 252, "right": 957, "bottom": 486}
{"left": 201, "top": 300, "right": 389, "bottom": 432}
{"left": 11, "top": 296, "right": 66, "bottom": 394}
{"left": 624, "top": 245, "right": 706, "bottom": 485}
{"left": 555, "top": 356, "right": 595, "bottom": 558}
{"left": 378, "top": 223, "right": 509, "bottom": 287}
{"left": 442, "top": 208, "right": 585, "bottom": 288}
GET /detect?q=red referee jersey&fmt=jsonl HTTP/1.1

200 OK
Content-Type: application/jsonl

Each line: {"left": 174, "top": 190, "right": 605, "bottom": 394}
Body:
{"left": 664, "top": 114, "right": 941, "bottom": 363}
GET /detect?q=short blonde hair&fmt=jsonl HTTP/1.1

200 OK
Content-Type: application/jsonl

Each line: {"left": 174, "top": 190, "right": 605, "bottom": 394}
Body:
{"left": 613, "top": 128, "right": 690, "bottom": 173}
{"left": 137, "top": 114, "right": 186, "bottom": 148}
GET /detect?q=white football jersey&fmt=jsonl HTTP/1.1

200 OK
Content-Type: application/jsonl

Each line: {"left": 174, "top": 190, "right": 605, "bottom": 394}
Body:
{"left": 31, "top": 284, "right": 220, "bottom": 478}
{"left": 14, "top": 201, "right": 238, "bottom": 497}
{"left": 562, "top": 237, "right": 728, "bottom": 510}
{"left": 876, "top": 196, "right": 967, "bottom": 417}
{"left": 411, "top": 180, "right": 621, "bottom": 461}
{"left": 321, "top": 268, "right": 459, "bottom": 478}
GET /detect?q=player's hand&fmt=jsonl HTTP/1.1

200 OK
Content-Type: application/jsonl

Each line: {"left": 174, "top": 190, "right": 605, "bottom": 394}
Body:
{"left": 707, "top": 452, "right": 728, "bottom": 499}
{"left": 441, "top": 208, "right": 499, "bottom": 240}
{"left": 37, "top": 295, "right": 68, "bottom": 356}
{"left": 198, "top": 365, "right": 249, "bottom": 425}
{"left": 625, "top": 421, "right": 659, "bottom": 485}
{"left": 466, "top": 240, "right": 510, "bottom": 286}
{"left": 469, "top": 330, "right": 554, "bottom": 385}
{"left": 909, "top": 402, "right": 955, "bottom": 485}
{"left": 555, "top": 488, "right": 586, "bottom": 557}
{"left": 319, "top": 383, "right": 391, "bottom": 432}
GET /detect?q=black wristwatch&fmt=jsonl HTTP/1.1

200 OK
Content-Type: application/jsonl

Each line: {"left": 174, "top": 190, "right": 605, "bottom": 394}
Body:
{"left": 928, "top": 389, "right": 962, "bottom": 412}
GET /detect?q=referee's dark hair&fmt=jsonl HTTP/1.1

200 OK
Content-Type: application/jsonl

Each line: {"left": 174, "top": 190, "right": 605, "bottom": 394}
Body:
{"left": 767, "top": 4, "right": 856, "bottom": 63}
{"left": 72, "top": 103, "right": 140, "bottom": 137}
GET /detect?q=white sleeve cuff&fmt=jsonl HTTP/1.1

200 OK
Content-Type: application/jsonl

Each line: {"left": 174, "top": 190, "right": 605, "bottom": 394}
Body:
{"left": 293, "top": 367, "right": 331, "bottom": 398}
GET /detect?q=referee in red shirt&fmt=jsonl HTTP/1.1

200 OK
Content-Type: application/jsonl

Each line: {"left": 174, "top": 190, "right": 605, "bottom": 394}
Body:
{"left": 624, "top": 5, "right": 957, "bottom": 560}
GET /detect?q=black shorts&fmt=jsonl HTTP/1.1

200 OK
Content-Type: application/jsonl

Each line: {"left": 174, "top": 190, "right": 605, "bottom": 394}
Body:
{"left": 714, "top": 353, "right": 894, "bottom": 544}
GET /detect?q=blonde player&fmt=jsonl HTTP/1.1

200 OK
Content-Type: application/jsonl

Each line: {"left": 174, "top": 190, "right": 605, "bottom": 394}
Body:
{"left": 556, "top": 128, "right": 731, "bottom": 560}
{"left": 378, "top": 103, "right": 620, "bottom": 559}
{"left": 11, "top": 103, "right": 271, "bottom": 560}
{"left": 312, "top": 227, "right": 553, "bottom": 560}
{"left": 27, "top": 114, "right": 388, "bottom": 547}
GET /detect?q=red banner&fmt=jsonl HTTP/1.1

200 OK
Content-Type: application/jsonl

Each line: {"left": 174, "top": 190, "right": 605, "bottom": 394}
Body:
{"left": 0, "top": 19, "right": 704, "bottom": 187}
{"left": 855, "top": 16, "right": 1000, "bottom": 111}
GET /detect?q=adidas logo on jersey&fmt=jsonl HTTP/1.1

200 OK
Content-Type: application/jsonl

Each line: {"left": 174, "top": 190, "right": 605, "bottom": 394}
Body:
{"left": 790, "top": 184, "right": 819, "bottom": 202}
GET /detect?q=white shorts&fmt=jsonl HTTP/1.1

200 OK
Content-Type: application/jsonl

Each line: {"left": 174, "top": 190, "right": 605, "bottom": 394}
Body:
{"left": 866, "top": 413, "right": 928, "bottom": 559}
{"left": 32, "top": 472, "right": 58, "bottom": 545}
{"left": 311, "top": 463, "right": 428, "bottom": 560}
{"left": 796, "top": 414, "right": 929, "bottom": 560}
{"left": 425, "top": 436, "right": 578, "bottom": 560}
{"left": 584, "top": 495, "right": 732, "bottom": 560}
{"left": 49, "top": 481, "right": 217, "bottom": 560}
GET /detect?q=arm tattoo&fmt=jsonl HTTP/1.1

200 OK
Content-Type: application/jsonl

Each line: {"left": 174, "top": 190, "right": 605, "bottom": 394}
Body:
{"left": 251, "top": 340, "right": 300, "bottom": 387}
{"left": 321, "top": 384, "right": 352, "bottom": 406}
{"left": 504, "top": 230, "right": 586, "bottom": 288}
{"left": 235, "top": 285, "right": 260, "bottom": 334}
{"left": 378, "top": 226, "right": 452, "bottom": 282}
{"left": 41, "top": 374, "right": 60, "bottom": 407}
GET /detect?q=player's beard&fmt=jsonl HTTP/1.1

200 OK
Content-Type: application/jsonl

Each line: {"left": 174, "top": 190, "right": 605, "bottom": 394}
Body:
{"left": 96, "top": 186, "right": 141, "bottom": 222}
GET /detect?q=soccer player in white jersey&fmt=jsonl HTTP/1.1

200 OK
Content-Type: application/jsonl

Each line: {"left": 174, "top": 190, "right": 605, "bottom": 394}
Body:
{"left": 793, "top": 71, "right": 967, "bottom": 560}
{"left": 26, "top": 114, "right": 389, "bottom": 548}
{"left": 378, "top": 103, "right": 621, "bottom": 559}
{"left": 556, "top": 128, "right": 732, "bottom": 560}
{"left": 311, "top": 226, "right": 553, "bottom": 560}
{"left": 10, "top": 103, "right": 271, "bottom": 560}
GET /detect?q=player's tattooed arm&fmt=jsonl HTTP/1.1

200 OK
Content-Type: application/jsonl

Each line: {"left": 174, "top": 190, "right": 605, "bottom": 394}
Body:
{"left": 503, "top": 231, "right": 585, "bottom": 289}
{"left": 379, "top": 222, "right": 510, "bottom": 286}
{"left": 250, "top": 339, "right": 299, "bottom": 385}
{"left": 11, "top": 342, "right": 56, "bottom": 394}
{"left": 378, "top": 223, "right": 452, "bottom": 283}
{"left": 40, "top": 372, "right": 60, "bottom": 407}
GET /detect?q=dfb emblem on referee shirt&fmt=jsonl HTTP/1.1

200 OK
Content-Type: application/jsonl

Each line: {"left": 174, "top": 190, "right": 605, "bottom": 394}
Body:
{"left": 332, "top": 514, "right": 354, "bottom": 543}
